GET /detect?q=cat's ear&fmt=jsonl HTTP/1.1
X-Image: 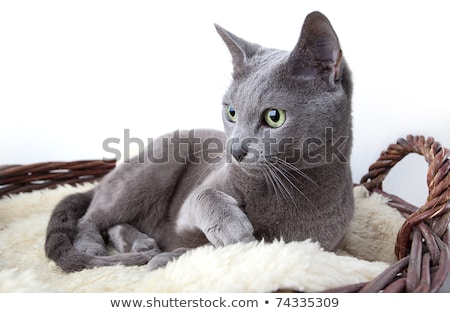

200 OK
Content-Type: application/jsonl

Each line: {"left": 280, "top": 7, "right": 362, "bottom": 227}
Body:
{"left": 215, "top": 24, "right": 260, "bottom": 77}
{"left": 288, "top": 11, "right": 343, "bottom": 82}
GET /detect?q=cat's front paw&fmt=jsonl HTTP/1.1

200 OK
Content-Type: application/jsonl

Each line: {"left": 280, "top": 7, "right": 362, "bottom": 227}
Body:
{"left": 205, "top": 215, "right": 255, "bottom": 247}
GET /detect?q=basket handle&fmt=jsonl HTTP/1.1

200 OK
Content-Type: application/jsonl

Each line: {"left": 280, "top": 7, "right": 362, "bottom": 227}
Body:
{"left": 360, "top": 135, "right": 450, "bottom": 260}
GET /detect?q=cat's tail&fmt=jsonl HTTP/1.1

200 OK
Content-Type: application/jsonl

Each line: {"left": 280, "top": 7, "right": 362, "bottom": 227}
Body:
{"left": 44, "top": 191, "right": 95, "bottom": 272}
{"left": 44, "top": 191, "right": 156, "bottom": 272}
{"left": 45, "top": 190, "right": 103, "bottom": 272}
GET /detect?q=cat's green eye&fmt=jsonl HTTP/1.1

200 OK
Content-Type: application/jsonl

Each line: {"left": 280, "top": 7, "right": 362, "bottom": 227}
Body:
{"left": 264, "top": 108, "right": 286, "bottom": 128}
{"left": 225, "top": 104, "right": 237, "bottom": 123}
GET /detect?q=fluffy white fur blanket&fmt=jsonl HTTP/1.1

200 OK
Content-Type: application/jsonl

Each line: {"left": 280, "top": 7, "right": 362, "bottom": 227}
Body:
{"left": 0, "top": 184, "right": 405, "bottom": 292}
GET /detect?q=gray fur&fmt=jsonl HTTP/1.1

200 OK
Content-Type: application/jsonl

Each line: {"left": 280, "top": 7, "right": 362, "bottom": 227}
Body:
{"left": 45, "top": 11, "right": 354, "bottom": 272}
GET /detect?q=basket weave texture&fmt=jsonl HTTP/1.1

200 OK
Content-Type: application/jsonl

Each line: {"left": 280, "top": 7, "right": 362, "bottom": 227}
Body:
{"left": 0, "top": 135, "right": 449, "bottom": 292}
{"left": 0, "top": 159, "right": 115, "bottom": 197}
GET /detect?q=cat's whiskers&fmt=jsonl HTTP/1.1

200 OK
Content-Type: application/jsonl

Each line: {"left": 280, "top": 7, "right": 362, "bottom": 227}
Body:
{"left": 260, "top": 165, "right": 282, "bottom": 206}
{"left": 271, "top": 157, "right": 340, "bottom": 205}
{"left": 263, "top": 158, "right": 312, "bottom": 205}
{"left": 265, "top": 162, "right": 302, "bottom": 208}
{"left": 269, "top": 157, "right": 319, "bottom": 188}
{"left": 263, "top": 165, "right": 290, "bottom": 207}
{"left": 260, "top": 161, "right": 297, "bottom": 209}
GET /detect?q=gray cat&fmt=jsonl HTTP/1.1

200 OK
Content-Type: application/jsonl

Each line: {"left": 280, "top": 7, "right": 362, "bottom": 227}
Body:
{"left": 45, "top": 11, "right": 354, "bottom": 272}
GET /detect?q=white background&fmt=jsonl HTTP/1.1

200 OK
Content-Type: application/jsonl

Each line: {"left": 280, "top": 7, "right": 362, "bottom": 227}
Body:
{"left": 1, "top": 0, "right": 449, "bottom": 207}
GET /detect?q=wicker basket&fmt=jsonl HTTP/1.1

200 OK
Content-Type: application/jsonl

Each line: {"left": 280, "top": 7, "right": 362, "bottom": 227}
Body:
{"left": 0, "top": 135, "right": 449, "bottom": 292}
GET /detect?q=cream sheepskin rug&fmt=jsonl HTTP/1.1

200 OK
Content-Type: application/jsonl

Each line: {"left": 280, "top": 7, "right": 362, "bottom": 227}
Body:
{"left": 0, "top": 184, "right": 405, "bottom": 292}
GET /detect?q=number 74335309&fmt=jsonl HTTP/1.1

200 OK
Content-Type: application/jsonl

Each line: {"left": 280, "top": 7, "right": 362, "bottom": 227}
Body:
{"left": 275, "top": 297, "right": 339, "bottom": 308}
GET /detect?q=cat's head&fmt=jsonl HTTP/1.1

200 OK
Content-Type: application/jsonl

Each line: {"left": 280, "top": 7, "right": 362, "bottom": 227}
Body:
{"left": 216, "top": 11, "right": 352, "bottom": 169}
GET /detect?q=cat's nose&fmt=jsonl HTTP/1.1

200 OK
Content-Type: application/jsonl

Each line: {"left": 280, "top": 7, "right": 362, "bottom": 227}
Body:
{"left": 231, "top": 142, "right": 248, "bottom": 162}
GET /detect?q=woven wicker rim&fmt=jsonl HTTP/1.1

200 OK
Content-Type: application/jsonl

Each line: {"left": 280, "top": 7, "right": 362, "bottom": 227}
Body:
{"left": 0, "top": 159, "right": 115, "bottom": 197}
{"left": 0, "top": 135, "right": 449, "bottom": 292}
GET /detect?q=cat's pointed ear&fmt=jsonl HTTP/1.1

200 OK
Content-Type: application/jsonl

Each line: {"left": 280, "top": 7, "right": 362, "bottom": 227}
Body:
{"left": 215, "top": 24, "right": 260, "bottom": 77}
{"left": 288, "top": 12, "right": 343, "bottom": 82}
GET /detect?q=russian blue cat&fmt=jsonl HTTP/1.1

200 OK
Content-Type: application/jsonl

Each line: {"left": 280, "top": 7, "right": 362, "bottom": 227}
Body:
{"left": 45, "top": 11, "right": 354, "bottom": 272}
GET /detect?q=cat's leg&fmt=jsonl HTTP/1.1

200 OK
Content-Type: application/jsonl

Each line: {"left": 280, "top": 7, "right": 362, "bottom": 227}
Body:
{"left": 74, "top": 217, "right": 108, "bottom": 256}
{"left": 74, "top": 219, "right": 161, "bottom": 266}
{"left": 107, "top": 223, "right": 160, "bottom": 254}
{"left": 177, "top": 187, "right": 255, "bottom": 247}
{"left": 73, "top": 199, "right": 127, "bottom": 256}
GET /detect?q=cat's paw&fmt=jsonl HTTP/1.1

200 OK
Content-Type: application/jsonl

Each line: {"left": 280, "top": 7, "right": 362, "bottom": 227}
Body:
{"left": 74, "top": 241, "right": 108, "bottom": 256}
{"left": 146, "top": 248, "right": 189, "bottom": 271}
{"left": 205, "top": 215, "right": 255, "bottom": 247}
{"left": 131, "top": 237, "right": 160, "bottom": 253}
